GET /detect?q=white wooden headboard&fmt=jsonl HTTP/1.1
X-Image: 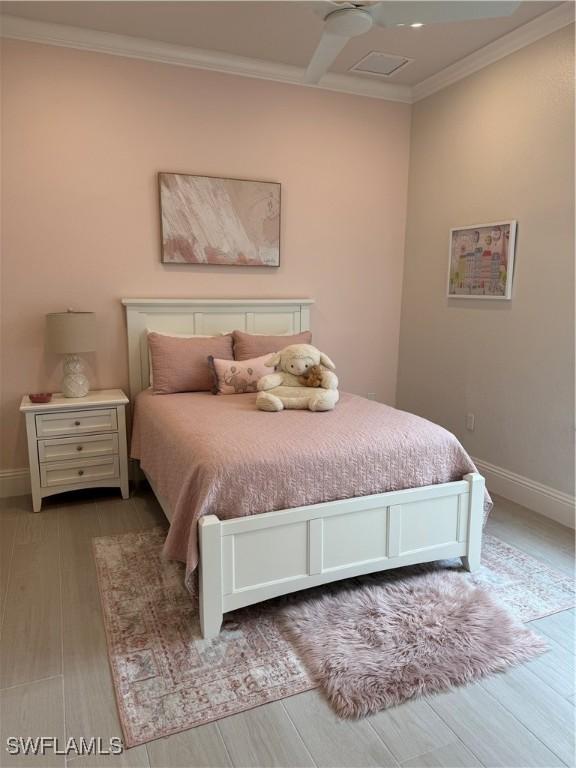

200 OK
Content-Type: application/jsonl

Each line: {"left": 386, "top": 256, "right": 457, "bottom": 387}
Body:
{"left": 121, "top": 298, "right": 314, "bottom": 401}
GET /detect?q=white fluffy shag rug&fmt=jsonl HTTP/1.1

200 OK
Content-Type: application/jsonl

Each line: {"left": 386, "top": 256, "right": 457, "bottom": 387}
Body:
{"left": 279, "top": 570, "right": 548, "bottom": 718}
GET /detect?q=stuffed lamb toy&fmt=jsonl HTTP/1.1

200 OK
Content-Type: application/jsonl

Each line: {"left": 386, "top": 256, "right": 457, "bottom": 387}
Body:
{"left": 256, "top": 343, "right": 339, "bottom": 412}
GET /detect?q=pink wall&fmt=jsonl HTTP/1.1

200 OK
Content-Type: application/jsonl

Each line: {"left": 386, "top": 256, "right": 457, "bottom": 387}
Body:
{"left": 1, "top": 40, "right": 411, "bottom": 470}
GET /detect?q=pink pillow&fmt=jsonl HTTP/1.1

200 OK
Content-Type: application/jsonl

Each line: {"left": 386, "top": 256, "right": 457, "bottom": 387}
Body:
{"left": 233, "top": 330, "right": 312, "bottom": 361}
{"left": 208, "top": 354, "right": 270, "bottom": 395}
{"left": 148, "top": 332, "right": 233, "bottom": 394}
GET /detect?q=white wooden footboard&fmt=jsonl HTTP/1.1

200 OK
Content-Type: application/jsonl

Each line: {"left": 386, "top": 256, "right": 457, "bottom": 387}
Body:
{"left": 199, "top": 472, "right": 485, "bottom": 638}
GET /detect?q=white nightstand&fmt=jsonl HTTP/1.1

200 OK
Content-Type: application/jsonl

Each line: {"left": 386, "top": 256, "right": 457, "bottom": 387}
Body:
{"left": 20, "top": 389, "right": 130, "bottom": 512}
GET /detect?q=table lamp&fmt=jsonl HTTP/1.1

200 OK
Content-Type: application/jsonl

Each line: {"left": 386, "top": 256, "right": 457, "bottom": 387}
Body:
{"left": 46, "top": 310, "right": 97, "bottom": 397}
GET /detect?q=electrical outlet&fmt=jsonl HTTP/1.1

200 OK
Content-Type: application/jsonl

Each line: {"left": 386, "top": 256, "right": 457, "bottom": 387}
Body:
{"left": 466, "top": 413, "right": 475, "bottom": 431}
{"left": 367, "top": 393, "right": 377, "bottom": 401}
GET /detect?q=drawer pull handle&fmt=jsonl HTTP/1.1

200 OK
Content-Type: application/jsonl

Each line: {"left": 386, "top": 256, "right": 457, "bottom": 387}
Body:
{"left": 78, "top": 470, "right": 84, "bottom": 476}
{"left": 76, "top": 445, "right": 83, "bottom": 452}
{"left": 74, "top": 421, "right": 81, "bottom": 426}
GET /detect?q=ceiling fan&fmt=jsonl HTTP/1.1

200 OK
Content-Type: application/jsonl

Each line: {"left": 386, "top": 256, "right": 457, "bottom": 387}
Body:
{"left": 305, "top": 1, "right": 521, "bottom": 83}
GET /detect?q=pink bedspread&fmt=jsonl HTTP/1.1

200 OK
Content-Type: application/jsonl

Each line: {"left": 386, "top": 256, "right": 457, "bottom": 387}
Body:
{"left": 131, "top": 389, "right": 491, "bottom": 586}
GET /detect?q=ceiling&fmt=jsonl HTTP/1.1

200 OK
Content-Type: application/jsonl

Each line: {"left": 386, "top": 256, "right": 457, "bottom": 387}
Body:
{"left": 0, "top": 1, "right": 563, "bottom": 87}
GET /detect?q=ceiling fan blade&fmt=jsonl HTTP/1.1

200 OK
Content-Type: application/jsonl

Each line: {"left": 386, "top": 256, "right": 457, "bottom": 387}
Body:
{"left": 370, "top": 1, "right": 521, "bottom": 27}
{"left": 305, "top": 7, "right": 374, "bottom": 83}
{"left": 321, "top": 1, "right": 359, "bottom": 9}
{"left": 304, "top": 30, "right": 351, "bottom": 83}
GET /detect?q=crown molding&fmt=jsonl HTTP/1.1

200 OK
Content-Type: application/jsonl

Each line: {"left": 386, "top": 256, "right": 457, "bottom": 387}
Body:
{"left": 0, "top": 14, "right": 412, "bottom": 103}
{"left": 1, "top": 3, "right": 573, "bottom": 106}
{"left": 412, "top": 2, "right": 575, "bottom": 102}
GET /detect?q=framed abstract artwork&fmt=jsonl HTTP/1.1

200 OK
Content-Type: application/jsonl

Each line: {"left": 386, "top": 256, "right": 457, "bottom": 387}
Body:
{"left": 447, "top": 220, "right": 517, "bottom": 300}
{"left": 159, "top": 172, "right": 281, "bottom": 266}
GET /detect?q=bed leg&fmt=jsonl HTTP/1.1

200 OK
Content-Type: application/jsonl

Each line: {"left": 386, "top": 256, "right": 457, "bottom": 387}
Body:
{"left": 461, "top": 553, "right": 480, "bottom": 572}
{"left": 461, "top": 472, "right": 484, "bottom": 572}
{"left": 199, "top": 515, "right": 223, "bottom": 639}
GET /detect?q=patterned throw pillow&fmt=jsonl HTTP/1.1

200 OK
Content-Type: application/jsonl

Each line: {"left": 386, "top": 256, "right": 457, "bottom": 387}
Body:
{"left": 208, "top": 354, "right": 271, "bottom": 395}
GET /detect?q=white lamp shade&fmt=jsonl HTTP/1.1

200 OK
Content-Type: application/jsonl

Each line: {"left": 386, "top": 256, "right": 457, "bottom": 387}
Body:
{"left": 46, "top": 311, "right": 97, "bottom": 354}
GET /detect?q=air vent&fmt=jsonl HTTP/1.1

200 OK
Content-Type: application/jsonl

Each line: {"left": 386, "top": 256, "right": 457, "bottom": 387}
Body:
{"left": 350, "top": 51, "right": 413, "bottom": 77}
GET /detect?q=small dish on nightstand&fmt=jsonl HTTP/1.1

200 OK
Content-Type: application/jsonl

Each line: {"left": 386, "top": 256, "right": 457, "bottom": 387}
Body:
{"left": 28, "top": 393, "right": 53, "bottom": 404}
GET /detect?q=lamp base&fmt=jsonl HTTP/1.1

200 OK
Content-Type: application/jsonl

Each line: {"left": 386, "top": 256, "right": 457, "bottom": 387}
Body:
{"left": 62, "top": 354, "right": 90, "bottom": 398}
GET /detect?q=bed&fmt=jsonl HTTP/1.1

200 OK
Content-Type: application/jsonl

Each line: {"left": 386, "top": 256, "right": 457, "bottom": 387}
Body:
{"left": 123, "top": 298, "right": 488, "bottom": 638}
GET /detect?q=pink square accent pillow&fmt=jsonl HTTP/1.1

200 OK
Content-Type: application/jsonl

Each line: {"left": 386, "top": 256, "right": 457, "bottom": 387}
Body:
{"left": 208, "top": 354, "right": 271, "bottom": 395}
{"left": 233, "top": 330, "right": 312, "bottom": 361}
{"left": 148, "top": 332, "right": 233, "bottom": 394}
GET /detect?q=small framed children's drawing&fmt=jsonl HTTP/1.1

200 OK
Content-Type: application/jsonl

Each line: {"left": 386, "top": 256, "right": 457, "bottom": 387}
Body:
{"left": 447, "top": 220, "right": 517, "bottom": 300}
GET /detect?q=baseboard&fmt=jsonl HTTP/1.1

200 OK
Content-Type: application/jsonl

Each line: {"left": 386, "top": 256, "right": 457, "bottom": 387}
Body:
{"left": 473, "top": 457, "right": 575, "bottom": 529}
{"left": 0, "top": 468, "right": 31, "bottom": 498}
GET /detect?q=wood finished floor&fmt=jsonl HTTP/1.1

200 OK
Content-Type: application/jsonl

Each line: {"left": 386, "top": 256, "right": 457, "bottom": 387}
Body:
{"left": 0, "top": 491, "right": 573, "bottom": 768}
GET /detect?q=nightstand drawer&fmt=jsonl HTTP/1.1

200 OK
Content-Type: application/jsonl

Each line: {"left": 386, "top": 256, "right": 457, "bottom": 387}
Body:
{"left": 35, "top": 408, "right": 117, "bottom": 438}
{"left": 38, "top": 433, "right": 119, "bottom": 462}
{"left": 40, "top": 455, "right": 119, "bottom": 488}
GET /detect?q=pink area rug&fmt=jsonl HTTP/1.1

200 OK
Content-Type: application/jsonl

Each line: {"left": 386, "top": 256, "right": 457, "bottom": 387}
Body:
{"left": 93, "top": 529, "right": 573, "bottom": 746}
{"left": 93, "top": 529, "right": 314, "bottom": 747}
{"left": 279, "top": 570, "right": 546, "bottom": 718}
